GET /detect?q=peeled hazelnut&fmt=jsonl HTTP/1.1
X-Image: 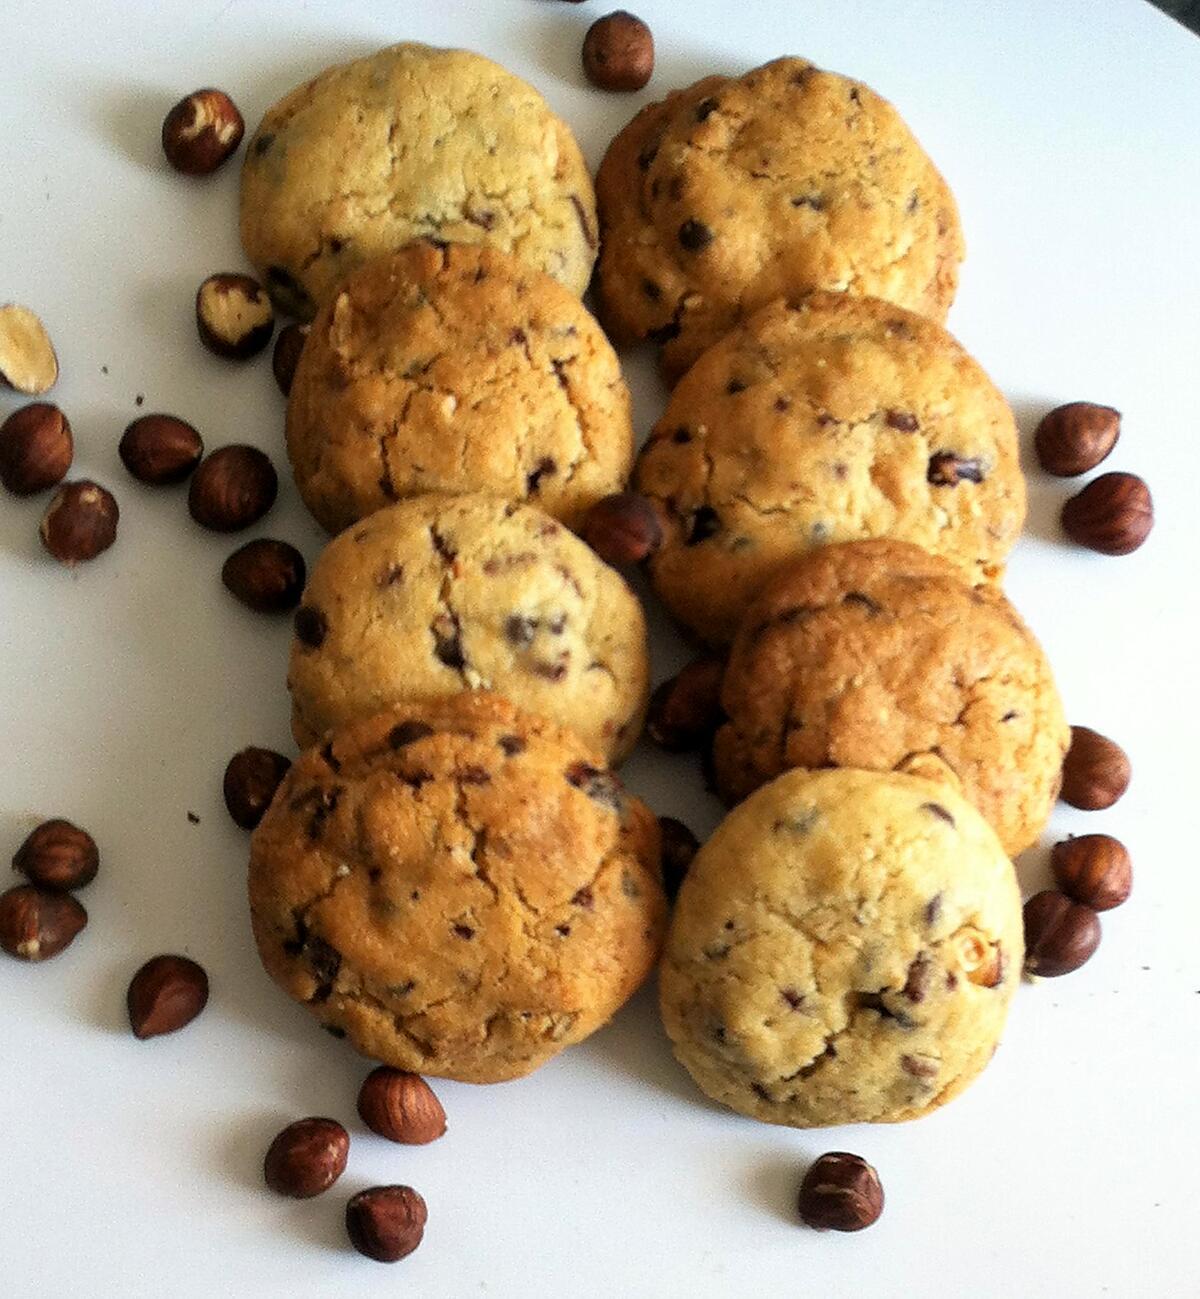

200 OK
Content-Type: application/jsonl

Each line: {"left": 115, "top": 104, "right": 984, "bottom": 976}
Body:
{"left": 127, "top": 954, "right": 209, "bottom": 1038}
{"left": 222, "top": 538, "right": 306, "bottom": 614}
{"left": 345, "top": 1185, "right": 428, "bottom": 1263}
{"left": 119, "top": 414, "right": 203, "bottom": 485}
{"left": 582, "top": 492, "right": 664, "bottom": 566}
{"left": 188, "top": 444, "right": 277, "bottom": 531}
{"left": 40, "top": 481, "right": 119, "bottom": 566}
{"left": 1061, "top": 471, "right": 1152, "bottom": 555}
{"left": 582, "top": 11, "right": 655, "bottom": 91}
{"left": 0, "top": 304, "right": 58, "bottom": 394}
{"left": 223, "top": 746, "right": 292, "bottom": 830}
{"left": 263, "top": 1117, "right": 349, "bottom": 1198}
{"left": 1061, "top": 725, "right": 1130, "bottom": 810}
{"left": 797, "top": 1152, "right": 884, "bottom": 1232}
{"left": 357, "top": 1067, "right": 447, "bottom": 1145}
{"left": 0, "top": 403, "right": 72, "bottom": 495}
{"left": 1034, "top": 402, "right": 1120, "bottom": 477}
{"left": 647, "top": 657, "right": 725, "bottom": 752}
{"left": 196, "top": 273, "right": 274, "bottom": 360}
{"left": 1051, "top": 834, "right": 1131, "bottom": 911}
{"left": 1023, "top": 890, "right": 1101, "bottom": 977}
{"left": 272, "top": 323, "right": 309, "bottom": 396}
{"left": 13, "top": 819, "right": 98, "bottom": 891}
{"left": 658, "top": 816, "right": 699, "bottom": 900}
{"left": 0, "top": 885, "right": 87, "bottom": 961}
{"left": 162, "top": 89, "right": 244, "bottom": 175}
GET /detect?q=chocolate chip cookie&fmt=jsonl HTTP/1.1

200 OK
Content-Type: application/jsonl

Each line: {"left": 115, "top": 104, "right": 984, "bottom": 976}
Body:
{"left": 595, "top": 57, "right": 964, "bottom": 381}
{"left": 634, "top": 292, "right": 1024, "bottom": 645}
{"left": 660, "top": 767, "right": 1022, "bottom": 1127}
{"left": 286, "top": 241, "right": 633, "bottom": 535}
{"left": 249, "top": 692, "right": 666, "bottom": 1084}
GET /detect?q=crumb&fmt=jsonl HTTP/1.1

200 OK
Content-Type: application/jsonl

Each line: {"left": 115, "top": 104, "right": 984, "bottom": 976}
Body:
{"left": 101, "top": 365, "right": 109, "bottom": 375}
{"left": 135, "top": 393, "right": 145, "bottom": 407}
{"left": 187, "top": 811, "right": 200, "bottom": 824}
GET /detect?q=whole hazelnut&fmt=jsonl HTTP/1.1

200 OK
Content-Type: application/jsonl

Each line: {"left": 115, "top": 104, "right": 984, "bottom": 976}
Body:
{"left": 188, "top": 445, "right": 277, "bottom": 531}
{"left": 647, "top": 657, "right": 725, "bottom": 752}
{"left": 1034, "top": 402, "right": 1120, "bottom": 477}
{"left": 13, "top": 819, "right": 99, "bottom": 891}
{"left": 345, "top": 1185, "right": 428, "bottom": 1263}
{"left": 1061, "top": 471, "right": 1153, "bottom": 555}
{"left": 0, "top": 884, "right": 87, "bottom": 961}
{"left": 797, "top": 1152, "right": 884, "bottom": 1232}
{"left": 582, "top": 11, "right": 655, "bottom": 92}
{"left": 582, "top": 492, "right": 664, "bottom": 566}
{"left": 119, "top": 414, "right": 203, "bottom": 485}
{"left": 272, "top": 323, "right": 309, "bottom": 396}
{"left": 658, "top": 816, "right": 699, "bottom": 900}
{"left": 1023, "top": 890, "right": 1101, "bottom": 977}
{"left": 357, "top": 1067, "right": 447, "bottom": 1145}
{"left": 126, "top": 954, "right": 209, "bottom": 1039}
{"left": 223, "top": 746, "right": 292, "bottom": 830}
{"left": 0, "top": 403, "right": 72, "bottom": 495}
{"left": 263, "top": 1117, "right": 349, "bottom": 1198}
{"left": 161, "top": 89, "right": 244, "bottom": 175}
{"left": 221, "top": 538, "right": 306, "bottom": 614}
{"left": 40, "top": 481, "right": 119, "bottom": 566}
{"left": 195, "top": 273, "right": 275, "bottom": 360}
{"left": 1061, "top": 725, "right": 1130, "bottom": 810}
{"left": 0, "top": 303, "right": 58, "bottom": 395}
{"left": 1051, "top": 834, "right": 1132, "bottom": 912}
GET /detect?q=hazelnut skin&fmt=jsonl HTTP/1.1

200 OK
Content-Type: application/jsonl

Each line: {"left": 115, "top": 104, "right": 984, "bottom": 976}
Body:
{"left": 345, "top": 1186, "right": 428, "bottom": 1263}
{"left": 119, "top": 414, "right": 203, "bottom": 485}
{"left": 126, "top": 954, "right": 210, "bottom": 1039}
{"left": 162, "top": 89, "right": 244, "bottom": 175}
{"left": 188, "top": 445, "right": 277, "bottom": 532}
{"left": 1023, "top": 890, "right": 1101, "bottom": 977}
{"left": 357, "top": 1067, "right": 447, "bottom": 1145}
{"left": 1061, "top": 472, "right": 1152, "bottom": 556}
{"left": 1051, "top": 834, "right": 1131, "bottom": 911}
{"left": 1034, "top": 402, "right": 1120, "bottom": 477}
{"left": 582, "top": 12, "right": 655, "bottom": 91}
{"left": 12, "top": 819, "right": 98, "bottom": 891}
{"left": 0, "top": 403, "right": 72, "bottom": 495}
{"left": 0, "top": 885, "right": 87, "bottom": 961}
{"left": 263, "top": 1118, "right": 349, "bottom": 1198}
{"left": 797, "top": 1152, "right": 884, "bottom": 1232}
{"left": 40, "top": 481, "right": 118, "bottom": 566}
{"left": 582, "top": 492, "right": 665, "bottom": 566}
{"left": 1060, "top": 725, "right": 1130, "bottom": 810}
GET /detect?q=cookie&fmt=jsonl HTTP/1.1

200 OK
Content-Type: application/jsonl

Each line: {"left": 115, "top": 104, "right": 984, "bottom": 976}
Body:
{"left": 240, "top": 43, "right": 598, "bottom": 319}
{"left": 286, "top": 241, "right": 633, "bottom": 535}
{"left": 633, "top": 293, "right": 1025, "bottom": 645}
{"left": 595, "top": 57, "right": 964, "bottom": 381}
{"left": 712, "top": 540, "right": 1069, "bottom": 856}
{"left": 288, "top": 493, "right": 650, "bottom": 764}
{"left": 659, "top": 767, "right": 1023, "bottom": 1127}
{"left": 249, "top": 692, "right": 666, "bottom": 1084}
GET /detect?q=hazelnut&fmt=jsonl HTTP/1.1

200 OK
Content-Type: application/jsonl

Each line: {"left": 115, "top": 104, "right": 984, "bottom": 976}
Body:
{"left": 195, "top": 273, "right": 274, "bottom": 360}
{"left": 1061, "top": 471, "right": 1152, "bottom": 555}
{"left": 188, "top": 444, "right": 277, "bottom": 531}
{"left": 0, "top": 885, "right": 87, "bottom": 961}
{"left": 582, "top": 11, "right": 655, "bottom": 92}
{"left": 357, "top": 1067, "right": 447, "bottom": 1145}
{"left": 223, "top": 746, "right": 292, "bottom": 830}
{"left": 658, "top": 816, "right": 699, "bottom": 900}
{"left": 1034, "top": 402, "right": 1120, "bottom": 477}
{"left": 0, "top": 403, "right": 72, "bottom": 495}
{"left": 12, "top": 819, "right": 99, "bottom": 891}
{"left": 221, "top": 538, "right": 306, "bottom": 614}
{"left": 345, "top": 1185, "right": 428, "bottom": 1264}
{"left": 161, "top": 89, "right": 244, "bottom": 175}
{"left": 797, "top": 1152, "right": 884, "bottom": 1232}
{"left": 1023, "top": 889, "right": 1101, "bottom": 977}
{"left": 1061, "top": 725, "right": 1130, "bottom": 810}
{"left": 40, "top": 481, "right": 119, "bottom": 566}
{"left": 0, "top": 304, "right": 58, "bottom": 394}
{"left": 582, "top": 492, "right": 664, "bottom": 566}
{"left": 272, "top": 323, "right": 309, "bottom": 396}
{"left": 1051, "top": 834, "right": 1131, "bottom": 911}
{"left": 126, "top": 953, "right": 209, "bottom": 1039}
{"left": 647, "top": 657, "right": 725, "bottom": 752}
{"left": 119, "top": 414, "right": 203, "bottom": 485}
{"left": 263, "top": 1117, "right": 349, "bottom": 1198}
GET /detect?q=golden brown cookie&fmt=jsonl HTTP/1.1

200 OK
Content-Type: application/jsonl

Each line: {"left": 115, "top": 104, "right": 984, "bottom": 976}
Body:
{"left": 712, "top": 540, "right": 1069, "bottom": 856}
{"left": 249, "top": 693, "right": 666, "bottom": 1084}
{"left": 595, "top": 58, "right": 963, "bottom": 381}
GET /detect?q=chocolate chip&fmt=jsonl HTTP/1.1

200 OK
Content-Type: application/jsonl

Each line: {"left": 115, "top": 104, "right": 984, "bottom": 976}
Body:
{"left": 726, "top": 378, "right": 747, "bottom": 395}
{"left": 885, "top": 409, "right": 919, "bottom": 432}
{"left": 672, "top": 426, "right": 692, "bottom": 444}
{"left": 678, "top": 219, "right": 714, "bottom": 252}
{"left": 641, "top": 278, "right": 662, "bottom": 301}
{"left": 928, "top": 453, "right": 985, "bottom": 486}
{"left": 750, "top": 1082, "right": 771, "bottom": 1102}
{"left": 328, "top": 237, "right": 345, "bottom": 254}
{"left": 637, "top": 142, "right": 659, "bottom": 171}
{"left": 775, "top": 396, "right": 791, "bottom": 412}
{"left": 781, "top": 988, "right": 805, "bottom": 1011}
{"left": 305, "top": 935, "right": 341, "bottom": 985}
{"left": 429, "top": 527, "right": 457, "bottom": 564}
{"left": 686, "top": 505, "right": 720, "bottom": 544}
{"left": 459, "top": 766, "right": 491, "bottom": 786}
{"left": 452, "top": 923, "right": 475, "bottom": 940}
{"left": 319, "top": 741, "right": 341, "bottom": 772}
{"left": 293, "top": 605, "right": 327, "bottom": 649}
{"left": 533, "top": 660, "right": 569, "bottom": 682}
{"left": 921, "top": 802, "right": 956, "bottom": 827}
{"left": 923, "top": 893, "right": 944, "bottom": 927}
{"left": 379, "top": 563, "right": 404, "bottom": 587}
{"left": 323, "top": 1024, "right": 346, "bottom": 1039}
{"left": 555, "top": 924, "right": 571, "bottom": 938}
{"left": 857, "top": 991, "right": 915, "bottom": 1029}
{"left": 570, "top": 194, "right": 596, "bottom": 249}
{"left": 398, "top": 770, "right": 433, "bottom": 790}
{"left": 695, "top": 97, "right": 719, "bottom": 121}
{"left": 526, "top": 457, "right": 556, "bottom": 494}
{"left": 900, "top": 1053, "right": 939, "bottom": 1080}
{"left": 1001, "top": 709, "right": 1020, "bottom": 723}
{"left": 505, "top": 614, "right": 537, "bottom": 647}
{"left": 902, "top": 953, "right": 933, "bottom": 1004}
{"left": 842, "top": 591, "right": 881, "bottom": 615}
{"left": 389, "top": 721, "right": 433, "bottom": 749}
{"left": 565, "top": 762, "right": 623, "bottom": 811}
{"left": 253, "top": 133, "right": 275, "bottom": 157}
{"left": 571, "top": 886, "right": 594, "bottom": 910}
{"left": 791, "top": 194, "right": 824, "bottom": 210}
{"left": 647, "top": 319, "right": 681, "bottom": 345}
{"left": 306, "top": 787, "right": 341, "bottom": 840}
{"left": 498, "top": 734, "right": 525, "bottom": 757}
{"left": 432, "top": 612, "right": 465, "bottom": 670}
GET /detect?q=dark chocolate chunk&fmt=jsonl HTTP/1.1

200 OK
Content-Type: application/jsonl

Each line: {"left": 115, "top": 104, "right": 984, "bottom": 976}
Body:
{"left": 885, "top": 409, "right": 919, "bottom": 432}
{"left": 686, "top": 505, "right": 720, "bottom": 545}
{"left": 921, "top": 802, "right": 956, "bottom": 827}
{"left": 389, "top": 720, "right": 434, "bottom": 749}
{"left": 928, "top": 452, "right": 986, "bottom": 486}
{"left": 678, "top": 219, "right": 714, "bottom": 252}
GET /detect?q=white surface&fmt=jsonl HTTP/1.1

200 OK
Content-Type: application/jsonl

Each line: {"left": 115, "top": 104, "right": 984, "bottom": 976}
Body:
{"left": 1, "top": 1, "right": 1198, "bottom": 1294}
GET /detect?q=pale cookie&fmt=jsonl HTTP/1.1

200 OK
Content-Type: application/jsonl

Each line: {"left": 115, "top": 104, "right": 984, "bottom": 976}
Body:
{"left": 660, "top": 767, "right": 1022, "bottom": 1127}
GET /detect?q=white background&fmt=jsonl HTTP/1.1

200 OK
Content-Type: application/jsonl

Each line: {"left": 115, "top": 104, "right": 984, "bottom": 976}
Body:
{"left": 1, "top": 1, "right": 1198, "bottom": 1295}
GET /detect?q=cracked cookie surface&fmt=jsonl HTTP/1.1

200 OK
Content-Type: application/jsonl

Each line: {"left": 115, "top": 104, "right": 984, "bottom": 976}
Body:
{"left": 713, "top": 540, "right": 1069, "bottom": 856}
{"left": 633, "top": 292, "right": 1024, "bottom": 645}
{"left": 286, "top": 241, "right": 632, "bottom": 534}
{"left": 249, "top": 692, "right": 666, "bottom": 1083}
{"left": 288, "top": 492, "right": 650, "bottom": 764}
{"left": 659, "top": 767, "right": 1022, "bottom": 1127}
{"left": 594, "top": 57, "right": 964, "bottom": 381}
{"left": 240, "top": 42, "right": 598, "bottom": 319}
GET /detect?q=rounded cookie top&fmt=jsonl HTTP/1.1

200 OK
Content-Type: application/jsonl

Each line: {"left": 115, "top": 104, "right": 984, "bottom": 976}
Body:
{"left": 249, "top": 692, "right": 666, "bottom": 1084}
{"left": 288, "top": 493, "right": 650, "bottom": 764}
{"left": 595, "top": 57, "right": 963, "bottom": 381}
{"left": 660, "top": 767, "right": 1023, "bottom": 1128}
{"left": 634, "top": 293, "right": 1025, "bottom": 645}
{"left": 286, "top": 242, "right": 633, "bottom": 534}
{"left": 712, "top": 539, "right": 1069, "bottom": 856}
{"left": 240, "top": 43, "right": 598, "bottom": 319}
